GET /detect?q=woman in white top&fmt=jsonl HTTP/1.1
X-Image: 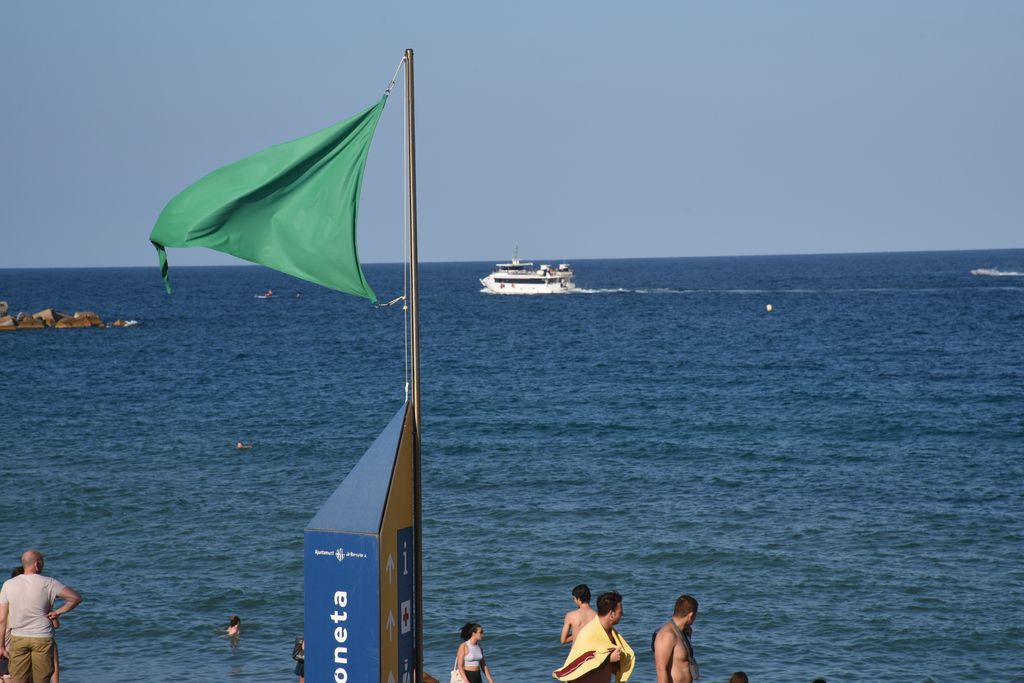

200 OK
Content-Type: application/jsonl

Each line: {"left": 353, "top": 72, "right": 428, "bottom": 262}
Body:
{"left": 456, "top": 623, "right": 494, "bottom": 683}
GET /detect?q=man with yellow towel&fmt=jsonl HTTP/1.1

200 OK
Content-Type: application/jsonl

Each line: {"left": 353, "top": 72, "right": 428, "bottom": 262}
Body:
{"left": 553, "top": 592, "right": 634, "bottom": 683}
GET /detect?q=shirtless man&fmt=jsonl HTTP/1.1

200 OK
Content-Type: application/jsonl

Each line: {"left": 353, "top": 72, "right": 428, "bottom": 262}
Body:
{"left": 560, "top": 584, "right": 597, "bottom": 644}
{"left": 553, "top": 592, "right": 632, "bottom": 683}
{"left": 653, "top": 594, "right": 699, "bottom": 683}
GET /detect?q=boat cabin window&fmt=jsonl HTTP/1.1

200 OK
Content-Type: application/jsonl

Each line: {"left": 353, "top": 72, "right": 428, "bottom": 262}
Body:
{"left": 494, "top": 277, "right": 551, "bottom": 285}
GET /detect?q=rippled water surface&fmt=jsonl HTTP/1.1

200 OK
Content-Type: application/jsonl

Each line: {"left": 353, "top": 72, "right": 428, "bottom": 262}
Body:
{"left": 2, "top": 250, "right": 1023, "bottom": 682}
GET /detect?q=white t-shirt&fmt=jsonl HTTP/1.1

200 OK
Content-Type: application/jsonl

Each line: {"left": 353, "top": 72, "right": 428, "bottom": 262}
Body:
{"left": 0, "top": 574, "right": 66, "bottom": 638}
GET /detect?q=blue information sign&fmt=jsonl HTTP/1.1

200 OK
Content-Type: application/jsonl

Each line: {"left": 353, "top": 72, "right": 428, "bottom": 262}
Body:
{"left": 305, "top": 403, "right": 416, "bottom": 683}
{"left": 396, "top": 527, "right": 415, "bottom": 683}
{"left": 305, "top": 532, "right": 380, "bottom": 683}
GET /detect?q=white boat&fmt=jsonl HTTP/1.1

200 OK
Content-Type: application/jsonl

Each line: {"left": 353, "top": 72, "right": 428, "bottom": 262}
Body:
{"left": 479, "top": 248, "right": 575, "bottom": 294}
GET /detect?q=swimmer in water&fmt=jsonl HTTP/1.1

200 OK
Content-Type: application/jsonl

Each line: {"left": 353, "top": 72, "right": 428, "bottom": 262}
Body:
{"left": 226, "top": 615, "right": 241, "bottom": 649}
{"left": 236, "top": 441, "right": 253, "bottom": 450}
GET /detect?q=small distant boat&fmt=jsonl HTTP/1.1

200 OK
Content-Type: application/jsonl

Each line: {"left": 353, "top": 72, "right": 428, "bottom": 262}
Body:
{"left": 255, "top": 289, "right": 274, "bottom": 298}
{"left": 480, "top": 248, "right": 575, "bottom": 294}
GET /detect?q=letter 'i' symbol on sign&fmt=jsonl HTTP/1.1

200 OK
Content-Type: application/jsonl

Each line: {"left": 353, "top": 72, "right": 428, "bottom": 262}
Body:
{"left": 402, "top": 540, "right": 409, "bottom": 576}
{"left": 402, "top": 658, "right": 410, "bottom": 683}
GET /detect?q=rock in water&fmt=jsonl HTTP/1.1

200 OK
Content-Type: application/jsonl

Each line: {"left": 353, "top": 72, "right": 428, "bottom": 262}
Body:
{"left": 74, "top": 311, "right": 105, "bottom": 327}
{"left": 55, "top": 316, "right": 91, "bottom": 329}
{"left": 17, "top": 316, "right": 45, "bottom": 329}
{"left": 31, "top": 308, "right": 69, "bottom": 327}
{"left": 3, "top": 306, "right": 116, "bottom": 330}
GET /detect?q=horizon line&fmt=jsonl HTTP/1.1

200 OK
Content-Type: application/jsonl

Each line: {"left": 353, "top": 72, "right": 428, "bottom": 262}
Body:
{"left": 1, "top": 245, "right": 1022, "bottom": 271}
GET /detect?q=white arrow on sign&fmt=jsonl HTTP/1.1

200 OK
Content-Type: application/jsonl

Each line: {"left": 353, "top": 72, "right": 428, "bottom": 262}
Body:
{"left": 387, "top": 553, "right": 395, "bottom": 584}
{"left": 387, "top": 611, "right": 396, "bottom": 640}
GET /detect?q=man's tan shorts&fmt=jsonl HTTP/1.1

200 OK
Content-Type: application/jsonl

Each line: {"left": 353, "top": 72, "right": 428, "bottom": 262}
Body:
{"left": 8, "top": 636, "right": 54, "bottom": 683}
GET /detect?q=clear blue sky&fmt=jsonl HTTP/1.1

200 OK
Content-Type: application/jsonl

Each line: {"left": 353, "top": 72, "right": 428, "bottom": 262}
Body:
{"left": 1, "top": 1, "right": 1021, "bottom": 268}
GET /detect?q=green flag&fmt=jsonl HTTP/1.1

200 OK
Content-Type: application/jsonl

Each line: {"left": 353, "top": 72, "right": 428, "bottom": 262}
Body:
{"left": 150, "top": 96, "right": 387, "bottom": 302}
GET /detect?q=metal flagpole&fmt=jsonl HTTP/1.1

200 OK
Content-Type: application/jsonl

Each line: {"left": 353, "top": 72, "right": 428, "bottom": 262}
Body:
{"left": 404, "top": 47, "right": 424, "bottom": 683}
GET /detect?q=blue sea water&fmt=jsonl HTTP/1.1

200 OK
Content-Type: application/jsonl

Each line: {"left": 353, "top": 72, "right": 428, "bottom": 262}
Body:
{"left": 2, "top": 250, "right": 1023, "bottom": 682}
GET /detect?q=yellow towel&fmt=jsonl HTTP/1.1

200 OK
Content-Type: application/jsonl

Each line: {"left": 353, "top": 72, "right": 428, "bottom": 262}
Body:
{"left": 553, "top": 618, "right": 634, "bottom": 682}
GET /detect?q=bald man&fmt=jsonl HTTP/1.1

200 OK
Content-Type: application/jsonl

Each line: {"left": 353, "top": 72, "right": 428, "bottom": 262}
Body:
{"left": 0, "top": 550, "right": 82, "bottom": 683}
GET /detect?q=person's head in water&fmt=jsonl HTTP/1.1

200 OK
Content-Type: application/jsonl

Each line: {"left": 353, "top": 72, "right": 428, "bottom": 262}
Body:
{"left": 729, "top": 673, "right": 748, "bottom": 683}
{"left": 460, "top": 623, "right": 483, "bottom": 642}
{"left": 572, "top": 584, "right": 591, "bottom": 606}
{"left": 229, "top": 615, "right": 240, "bottom": 628}
{"left": 674, "top": 594, "right": 699, "bottom": 627}
{"left": 11, "top": 566, "right": 24, "bottom": 578}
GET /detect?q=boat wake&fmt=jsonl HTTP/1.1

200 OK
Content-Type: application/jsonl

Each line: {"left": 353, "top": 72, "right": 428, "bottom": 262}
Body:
{"left": 572, "top": 287, "right": 693, "bottom": 295}
{"left": 485, "top": 284, "right": 1024, "bottom": 297}
{"left": 971, "top": 268, "right": 1024, "bottom": 277}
